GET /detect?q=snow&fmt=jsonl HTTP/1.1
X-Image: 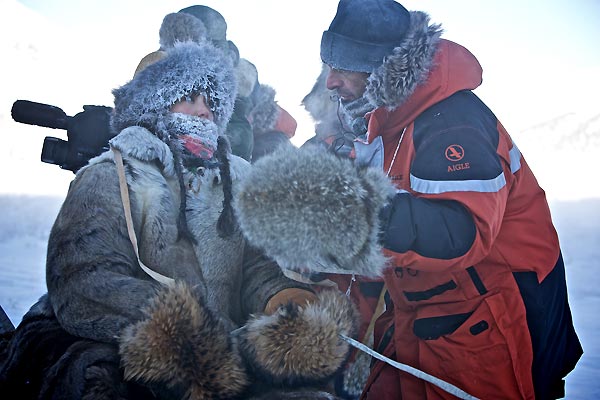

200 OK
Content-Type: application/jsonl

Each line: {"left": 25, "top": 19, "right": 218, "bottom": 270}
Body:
{"left": 0, "top": 194, "right": 598, "bottom": 398}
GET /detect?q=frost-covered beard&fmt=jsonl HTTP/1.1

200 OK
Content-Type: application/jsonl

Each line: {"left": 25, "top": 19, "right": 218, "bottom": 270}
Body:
{"left": 338, "top": 96, "right": 373, "bottom": 136}
{"left": 157, "top": 112, "right": 221, "bottom": 169}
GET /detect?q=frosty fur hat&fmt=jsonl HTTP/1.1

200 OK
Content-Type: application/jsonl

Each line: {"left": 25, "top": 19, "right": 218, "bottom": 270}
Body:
{"left": 112, "top": 41, "right": 237, "bottom": 135}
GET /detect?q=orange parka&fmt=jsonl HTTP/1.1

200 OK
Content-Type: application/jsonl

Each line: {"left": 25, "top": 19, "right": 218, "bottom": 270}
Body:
{"left": 330, "top": 39, "right": 582, "bottom": 399}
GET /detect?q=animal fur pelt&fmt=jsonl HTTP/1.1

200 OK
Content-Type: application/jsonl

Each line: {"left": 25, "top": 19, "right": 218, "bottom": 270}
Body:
{"left": 234, "top": 145, "right": 396, "bottom": 276}
{"left": 0, "top": 295, "right": 155, "bottom": 400}
{"left": 237, "top": 290, "right": 358, "bottom": 387}
{"left": 118, "top": 282, "right": 249, "bottom": 399}
{"left": 0, "top": 291, "right": 350, "bottom": 399}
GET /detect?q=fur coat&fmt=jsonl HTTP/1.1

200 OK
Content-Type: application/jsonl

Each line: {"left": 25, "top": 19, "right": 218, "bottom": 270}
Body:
{"left": 2, "top": 39, "right": 359, "bottom": 399}
{"left": 46, "top": 124, "right": 306, "bottom": 341}
{"left": 16, "top": 124, "right": 355, "bottom": 399}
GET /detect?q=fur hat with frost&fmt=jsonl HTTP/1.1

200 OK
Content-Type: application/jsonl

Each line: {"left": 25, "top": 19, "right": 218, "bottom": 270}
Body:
{"left": 112, "top": 41, "right": 237, "bottom": 135}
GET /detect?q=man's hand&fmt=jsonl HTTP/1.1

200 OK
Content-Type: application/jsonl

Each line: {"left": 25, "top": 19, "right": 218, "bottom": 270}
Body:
{"left": 264, "top": 288, "right": 318, "bottom": 315}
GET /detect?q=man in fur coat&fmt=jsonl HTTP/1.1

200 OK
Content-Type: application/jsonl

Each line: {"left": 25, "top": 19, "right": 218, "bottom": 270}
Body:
{"left": 0, "top": 41, "right": 357, "bottom": 399}
{"left": 235, "top": 1, "right": 583, "bottom": 399}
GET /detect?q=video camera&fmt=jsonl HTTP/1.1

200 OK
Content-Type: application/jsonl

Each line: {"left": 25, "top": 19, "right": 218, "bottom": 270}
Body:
{"left": 11, "top": 100, "right": 114, "bottom": 173}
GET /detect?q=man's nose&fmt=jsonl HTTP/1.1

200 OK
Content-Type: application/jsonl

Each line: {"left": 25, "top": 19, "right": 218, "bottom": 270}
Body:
{"left": 326, "top": 69, "right": 343, "bottom": 90}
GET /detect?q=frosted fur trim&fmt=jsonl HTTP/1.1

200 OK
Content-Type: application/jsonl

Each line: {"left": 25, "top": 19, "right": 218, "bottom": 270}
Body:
{"left": 159, "top": 12, "right": 207, "bottom": 49}
{"left": 99, "top": 122, "right": 249, "bottom": 184}
{"left": 365, "top": 11, "right": 442, "bottom": 109}
{"left": 111, "top": 41, "right": 237, "bottom": 136}
{"left": 108, "top": 126, "right": 177, "bottom": 177}
{"left": 234, "top": 146, "right": 396, "bottom": 277}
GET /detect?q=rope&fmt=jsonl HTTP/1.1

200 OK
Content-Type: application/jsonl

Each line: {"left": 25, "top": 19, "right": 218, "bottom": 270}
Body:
{"left": 339, "top": 334, "right": 479, "bottom": 400}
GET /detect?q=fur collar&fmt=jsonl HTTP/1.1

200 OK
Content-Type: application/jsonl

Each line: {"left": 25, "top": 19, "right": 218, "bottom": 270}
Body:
{"left": 107, "top": 126, "right": 178, "bottom": 177}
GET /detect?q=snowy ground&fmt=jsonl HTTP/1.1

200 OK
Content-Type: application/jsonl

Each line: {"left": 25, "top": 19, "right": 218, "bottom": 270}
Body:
{"left": 0, "top": 194, "right": 598, "bottom": 398}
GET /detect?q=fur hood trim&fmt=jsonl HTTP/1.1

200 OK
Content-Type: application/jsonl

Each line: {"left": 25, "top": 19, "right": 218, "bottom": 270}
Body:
{"left": 119, "top": 282, "right": 249, "bottom": 399}
{"left": 107, "top": 125, "right": 177, "bottom": 177}
{"left": 234, "top": 145, "right": 396, "bottom": 277}
{"left": 365, "top": 11, "right": 442, "bottom": 110}
{"left": 100, "top": 123, "right": 250, "bottom": 182}
{"left": 111, "top": 41, "right": 237, "bottom": 135}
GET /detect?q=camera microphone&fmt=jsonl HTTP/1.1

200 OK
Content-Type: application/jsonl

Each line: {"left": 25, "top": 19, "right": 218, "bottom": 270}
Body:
{"left": 11, "top": 100, "right": 69, "bottom": 130}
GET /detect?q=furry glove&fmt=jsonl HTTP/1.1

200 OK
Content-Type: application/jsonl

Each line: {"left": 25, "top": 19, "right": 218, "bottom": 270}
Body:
{"left": 234, "top": 145, "right": 397, "bottom": 277}
{"left": 118, "top": 282, "right": 248, "bottom": 399}
{"left": 237, "top": 289, "right": 358, "bottom": 387}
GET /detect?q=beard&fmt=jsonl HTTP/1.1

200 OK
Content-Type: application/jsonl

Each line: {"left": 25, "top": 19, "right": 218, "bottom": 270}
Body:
{"left": 338, "top": 96, "right": 374, "bottom": 136}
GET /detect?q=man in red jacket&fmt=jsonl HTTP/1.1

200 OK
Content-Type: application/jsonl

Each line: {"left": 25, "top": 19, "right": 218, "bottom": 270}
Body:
{"left": 315, "top": 0, "right": 583, "bottom": 399}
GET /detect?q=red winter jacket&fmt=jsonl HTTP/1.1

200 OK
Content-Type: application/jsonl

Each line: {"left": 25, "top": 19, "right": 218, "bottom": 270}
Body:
{"left": 340, "top": 39, "right": 580, "bottom": 400}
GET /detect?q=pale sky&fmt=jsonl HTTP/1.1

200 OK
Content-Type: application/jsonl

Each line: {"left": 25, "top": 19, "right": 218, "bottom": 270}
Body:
{"left": 1, "top": 0, "right": 599, "bottom": 199}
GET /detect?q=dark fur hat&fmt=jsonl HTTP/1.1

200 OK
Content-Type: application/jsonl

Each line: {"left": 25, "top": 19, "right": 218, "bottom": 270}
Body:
{"left": 159, "top": 12, "right": 207, "bottom": 49}
{"left": 321, "top": 0, "right": 410, "bottom": 74}
{"left": 234, "top": 145, "right": 396, "bottom": 276}
{"left": 118, "top": 282, "right": 248, "bottom": 399}
{"left": 178, "top": 5, "right": 240, "bottom": 66}
{"left": 238, "top": 290, "right": 358, "bottom": 386}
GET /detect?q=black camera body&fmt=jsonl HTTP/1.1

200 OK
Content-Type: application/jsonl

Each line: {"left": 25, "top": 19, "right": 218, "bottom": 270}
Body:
{"left": 11, "top": 100, "right": 114, "bottom": 173}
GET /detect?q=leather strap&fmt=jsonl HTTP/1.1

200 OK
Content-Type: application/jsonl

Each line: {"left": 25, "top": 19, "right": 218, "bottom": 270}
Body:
{"left": 362, "top": 283, "right": 387, "bottom": 345}
{"left": 112, "top": 147, "right": 174, "bottom": 286}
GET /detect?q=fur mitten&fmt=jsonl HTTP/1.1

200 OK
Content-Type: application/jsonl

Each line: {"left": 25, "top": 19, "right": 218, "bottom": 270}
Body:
{"left": 237, "top": 290, "right": 358, "bottom": 387}
{"left": 118, "top": 282, "right": 248, "bottom": 399}
{"left": 234, "top": 145, "right": 396, "bottom": 277}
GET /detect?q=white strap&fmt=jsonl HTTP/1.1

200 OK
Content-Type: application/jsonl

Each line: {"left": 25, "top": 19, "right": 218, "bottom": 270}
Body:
{"left": 112, "top": 147, "right": 174, "bottom": 286}
{"left": 281, "top": 268, "right": 338, "bottom": 287}
{"left": 339, "top": 334, "right": 479, "bottom": 400}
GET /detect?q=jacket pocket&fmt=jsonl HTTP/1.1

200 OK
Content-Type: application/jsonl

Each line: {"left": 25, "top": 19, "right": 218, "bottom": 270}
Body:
{"left": 413, "top": 312, "right": 473, "bottom": 340}
{"left": 413, "top": 292, "right": 534, "bottom": 399}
